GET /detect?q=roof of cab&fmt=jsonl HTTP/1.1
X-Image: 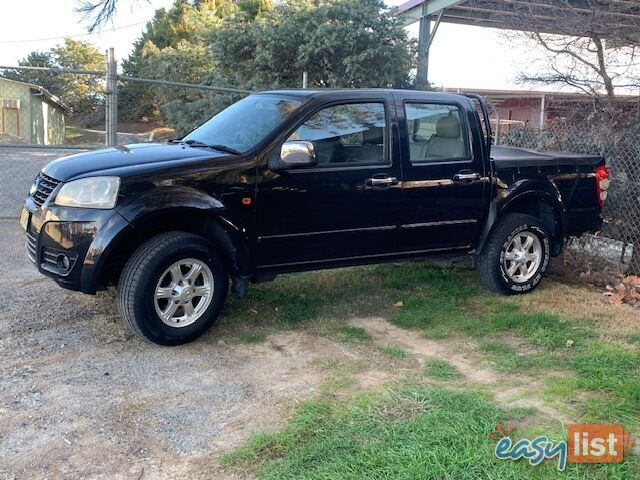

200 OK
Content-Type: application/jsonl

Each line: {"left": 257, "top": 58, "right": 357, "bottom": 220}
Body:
{"left": 257, "top": 89, "right": 472, "bottom": 103}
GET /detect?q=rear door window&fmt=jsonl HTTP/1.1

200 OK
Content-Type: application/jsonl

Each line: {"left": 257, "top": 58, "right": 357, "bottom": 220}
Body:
{"left": 405, "top": 103, "right": 470, "bottom": 163}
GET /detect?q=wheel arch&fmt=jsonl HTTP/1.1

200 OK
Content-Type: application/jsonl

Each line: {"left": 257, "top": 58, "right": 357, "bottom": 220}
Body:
{"left": 476, "top": 181, "right": 566, "bottom": 256}
{"left": 93, "top": 206, "right": 252, "bottom": 291}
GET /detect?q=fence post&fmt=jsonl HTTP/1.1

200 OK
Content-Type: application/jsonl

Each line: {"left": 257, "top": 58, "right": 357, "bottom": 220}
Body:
{"left": 105, "top": 48, "right": 118, "bottom": 146}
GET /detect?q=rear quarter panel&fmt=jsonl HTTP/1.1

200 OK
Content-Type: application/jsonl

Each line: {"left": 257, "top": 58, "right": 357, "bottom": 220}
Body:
{"left": 493, "top": 162, "right": 602, "bottom": 236}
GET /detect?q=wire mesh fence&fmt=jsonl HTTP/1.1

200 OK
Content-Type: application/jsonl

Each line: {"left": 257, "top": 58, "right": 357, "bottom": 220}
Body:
{"left": 0, "top": 65, "right": 239, "bottom": 220}
{"left": 500, "top": 122, "right": 640, "bottom": 275}
{"left": 0, "top": 68, "right": 106, "bottom": 219}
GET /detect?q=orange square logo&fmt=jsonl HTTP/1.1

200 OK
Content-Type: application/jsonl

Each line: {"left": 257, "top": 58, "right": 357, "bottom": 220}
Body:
{"left": 568, "top": 424, "right": 633, "bottom": 464}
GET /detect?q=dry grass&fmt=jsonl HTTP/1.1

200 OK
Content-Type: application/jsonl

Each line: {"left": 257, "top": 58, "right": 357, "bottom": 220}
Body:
{"left": 512, "top": 278, "right": 640, "bottom": 340}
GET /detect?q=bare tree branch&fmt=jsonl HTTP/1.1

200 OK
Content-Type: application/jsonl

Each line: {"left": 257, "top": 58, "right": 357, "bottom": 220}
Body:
{"left": 75, "top": 0, "right": 147, "bottom": 32}
{"left": 494, "top": 0, "right": 640, "bottom": 115}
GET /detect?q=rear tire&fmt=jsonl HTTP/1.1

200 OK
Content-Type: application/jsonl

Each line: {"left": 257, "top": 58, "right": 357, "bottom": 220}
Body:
{"left": 117, "top": 232, "right": 228, "bottom": 345}
{"left": 477, "top": 213, "right": 550, "bottom": 295}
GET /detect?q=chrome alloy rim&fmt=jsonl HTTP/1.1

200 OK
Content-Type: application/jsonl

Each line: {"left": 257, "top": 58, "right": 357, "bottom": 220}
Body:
{"left": 154, "top": 258, "right": 214, "bottom": 328}
{"left": 503, "top": 232, "right": 542, "bottom": 283}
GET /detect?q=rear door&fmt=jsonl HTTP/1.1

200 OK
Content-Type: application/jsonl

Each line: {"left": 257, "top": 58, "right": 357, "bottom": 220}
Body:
{"left": 396, "top": 93, "right": 489, "bottom": 251}
{"left": 255, "top": 96, "right": 403, "bottom": 268}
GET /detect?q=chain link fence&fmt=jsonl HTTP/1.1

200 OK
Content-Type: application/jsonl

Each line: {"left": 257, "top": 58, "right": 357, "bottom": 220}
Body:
{"left": 0, "top": 65, "right": 239, "bottom": 219}
{"left": 501, "top": 122, "right": 640, "bottom": 275}
{"left": 0, "top": 71, "right": 105, "bottom": 218}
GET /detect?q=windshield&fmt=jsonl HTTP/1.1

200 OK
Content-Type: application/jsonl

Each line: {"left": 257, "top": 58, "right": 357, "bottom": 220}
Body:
{"left": 182, "top": 94, "right": 302, "bottom": 153}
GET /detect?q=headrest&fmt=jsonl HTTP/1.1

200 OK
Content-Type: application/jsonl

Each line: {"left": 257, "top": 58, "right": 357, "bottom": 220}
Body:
{"left": 436, "top": 116, "right": 461, "bottom": 139}
{"left": 362, "top": 127, "right": 384, "bottom": 145}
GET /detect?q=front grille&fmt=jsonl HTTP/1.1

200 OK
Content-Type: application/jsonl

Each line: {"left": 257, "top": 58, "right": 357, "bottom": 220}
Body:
{"left": 25, "top": 228, "right": 37, "bottom": 263}
{"left": 31, "top": 172, "right": 60, "bottom": 207}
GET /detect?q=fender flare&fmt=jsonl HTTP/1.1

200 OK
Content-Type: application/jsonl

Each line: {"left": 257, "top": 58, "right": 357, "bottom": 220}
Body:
{"left": 82, "top": 187, "right": 252, "bottom": 293}
{"left": 475, "top": 179, "right": 566, "bottom": 255}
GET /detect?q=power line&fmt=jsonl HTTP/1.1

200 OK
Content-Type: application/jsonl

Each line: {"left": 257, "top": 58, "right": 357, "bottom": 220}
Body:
{"left": 0, "top": 21, "right": 148, "bottom": 44}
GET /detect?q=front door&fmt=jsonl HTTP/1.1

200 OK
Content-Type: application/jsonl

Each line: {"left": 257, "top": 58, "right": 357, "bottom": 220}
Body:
{"left": 398, "top": 97, "right": 489, "bottom": 251}
{"left": 255, "top": 99, "right": 402, "bottom": 268}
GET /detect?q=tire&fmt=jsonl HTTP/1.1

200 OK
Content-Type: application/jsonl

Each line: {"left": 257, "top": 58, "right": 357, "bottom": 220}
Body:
{"left": 477, "top": 213, "right": 550, "bottom": 295}
{"left": 117, "top": 232, "right": 228, "bottom": 345}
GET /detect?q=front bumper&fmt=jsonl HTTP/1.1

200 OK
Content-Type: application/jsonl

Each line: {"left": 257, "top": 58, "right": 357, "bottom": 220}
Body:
{"left": 23, "top": 196, "right": 132, "bottom": 293}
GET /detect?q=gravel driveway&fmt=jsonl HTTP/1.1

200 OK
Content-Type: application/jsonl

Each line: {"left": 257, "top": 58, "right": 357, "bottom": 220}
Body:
{"left": 0, "top": 219, "right": 341, "bottom": 479}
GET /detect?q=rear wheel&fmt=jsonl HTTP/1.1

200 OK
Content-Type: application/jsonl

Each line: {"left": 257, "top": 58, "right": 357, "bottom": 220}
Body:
{"left": 477, "top": 213, "right": 550, "bottom": 295}
{"left": 117, "top": 232, "right": 228, "bottom": 345}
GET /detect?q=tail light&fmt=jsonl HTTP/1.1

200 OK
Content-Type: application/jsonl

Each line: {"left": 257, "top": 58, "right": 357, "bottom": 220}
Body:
{"left": 595, "top": 164, "right": 610, "bottom": 206}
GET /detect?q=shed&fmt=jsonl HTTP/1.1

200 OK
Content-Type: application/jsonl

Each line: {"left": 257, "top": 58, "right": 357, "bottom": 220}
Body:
{"left": 0, "top": 77, "right": 70, "bottom": 145}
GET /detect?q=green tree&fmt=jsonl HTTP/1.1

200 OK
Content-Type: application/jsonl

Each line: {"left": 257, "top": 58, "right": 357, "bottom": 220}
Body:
{"left": 119, "top": 0, "right": 415, "bottom": 134}
{"left": 211, "top": 0, "right": 415, "bottom": 90}
{"left": 118, "top": 0, "right": 266, "bottom": 122}
{"left": 159, "top": 0, "right": 415, "bottom": 134}
{"left": 1, "top": 51, "right": 63, "bottom": 94}
{"left": 52, "top": 38, "right": 105, "bottom": 117}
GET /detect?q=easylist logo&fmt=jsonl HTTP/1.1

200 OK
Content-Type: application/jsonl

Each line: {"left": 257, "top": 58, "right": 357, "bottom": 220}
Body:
{"left": 568, "top": 424, "right": 633, "bottom": 464}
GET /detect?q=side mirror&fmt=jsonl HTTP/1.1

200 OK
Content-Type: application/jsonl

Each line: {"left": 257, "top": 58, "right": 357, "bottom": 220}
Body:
{"left": 273, "top": 141, "right": 317, "bottom": 170}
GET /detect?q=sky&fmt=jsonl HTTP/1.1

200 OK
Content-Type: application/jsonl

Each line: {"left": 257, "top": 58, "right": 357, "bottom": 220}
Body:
{"left": 0, "top": 0, "right": 538, "bottom": 91}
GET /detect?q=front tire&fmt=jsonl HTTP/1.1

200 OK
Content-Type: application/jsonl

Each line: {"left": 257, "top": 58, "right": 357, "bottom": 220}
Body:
{"left": 477, "top": 213, "right": 550, "bottom": 295}
{"left": 117, "top": 232, "right": 228, "bottom": 345}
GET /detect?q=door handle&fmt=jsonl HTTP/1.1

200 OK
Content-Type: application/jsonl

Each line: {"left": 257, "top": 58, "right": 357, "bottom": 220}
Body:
{"left": 453, "top": 172, "right": 481, "bottom": 182}
{"left": 366, "top": 176, "right": 398, "bottom": 187}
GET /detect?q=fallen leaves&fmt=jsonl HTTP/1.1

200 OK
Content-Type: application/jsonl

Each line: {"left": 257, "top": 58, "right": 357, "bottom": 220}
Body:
{"left": 604, "top": 275, "right": 640, "bottom": 307}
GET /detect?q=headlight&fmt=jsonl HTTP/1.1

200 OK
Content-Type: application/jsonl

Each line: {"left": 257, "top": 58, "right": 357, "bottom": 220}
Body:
{"left": 54, "top": 176, "right": 120, "bottom": 209}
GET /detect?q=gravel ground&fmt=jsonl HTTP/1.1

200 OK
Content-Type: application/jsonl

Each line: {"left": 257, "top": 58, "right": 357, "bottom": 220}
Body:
{"left": 0, "top": 218, "right": 342, "bottom": 479}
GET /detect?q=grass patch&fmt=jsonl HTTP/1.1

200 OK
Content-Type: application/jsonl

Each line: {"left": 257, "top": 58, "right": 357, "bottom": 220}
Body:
{"left": 379, "top": 344, "right": 409, "bottom": 359}
{"left": 220, "top": 266, "right": 393, "bottom": 332}
{"left": 479, "top": 340, "right": 555, "bottom": 373}
{"left": 627, "top": 333, "right": 640, "bottom": 345}
{"left": 65, "top": 126, "right": 105, "bottom": 145}
{"left": 573, "top": 345, "right": 640, "bottom": 428}
{"left": 423, "top": 359, "right": 461, "bottom": 380}
{"left": 319, "top": 359, "right": 345, "bottom": 371}
{"left": 234, "top": 330, "right": 267, "bottom": 344}
{"left": 320, "top": 375, "right": 355, "bottom": 397}
{"left": 334, "top": 325, "right": 371, "bottom": 344}
{"left": 542, "top": 377, "right": 579, "bottom": 404}
{"left": 224, "top": 386, "right": 636, "bottom": 479}
{"left": 218, "top": 261, "right": 640, "bottom": 478}
{"left": 421, "top": 326, "right": 452, "bottom": 339}
{"left": 387, "top": 266, "right": 592, "bottom": 353}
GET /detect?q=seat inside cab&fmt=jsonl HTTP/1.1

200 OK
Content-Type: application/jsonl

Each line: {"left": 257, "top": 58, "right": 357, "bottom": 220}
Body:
{"left": 408, "top": 110, "right": 467, "bottom": 161}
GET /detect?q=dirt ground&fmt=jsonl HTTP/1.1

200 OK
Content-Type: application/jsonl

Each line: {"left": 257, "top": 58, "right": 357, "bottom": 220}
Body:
{"left": 1, "top": 219, "right": 347, "bottom": 479}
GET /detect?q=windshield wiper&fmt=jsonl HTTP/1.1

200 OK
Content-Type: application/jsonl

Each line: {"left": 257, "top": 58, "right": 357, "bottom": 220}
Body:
{"left": 179, "top": 139, "right": 242, "bottom": 155}
{"left": 181, "top": 139, "right": 210, "bottom": 148}
{"left": 208, "top": 144, "right": 243, "bottom": 155}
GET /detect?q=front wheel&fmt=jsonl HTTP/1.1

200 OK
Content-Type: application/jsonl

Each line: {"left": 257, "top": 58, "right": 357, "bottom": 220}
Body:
{"left": 117, "top": 232, "right": 228, "bottom": 345}
{"left": 477, "top": 213, "right": 550, "bottom": 295}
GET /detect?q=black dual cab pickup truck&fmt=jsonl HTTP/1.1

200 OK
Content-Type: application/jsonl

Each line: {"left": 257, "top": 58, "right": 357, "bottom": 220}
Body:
{"left": 21, "top": 89, "right": 609, "bottom": 345}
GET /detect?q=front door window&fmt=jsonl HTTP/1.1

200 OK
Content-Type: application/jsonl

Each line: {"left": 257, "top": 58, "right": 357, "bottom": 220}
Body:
{"left": 287, "top": 102, "right": 388, "bottom": 166}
